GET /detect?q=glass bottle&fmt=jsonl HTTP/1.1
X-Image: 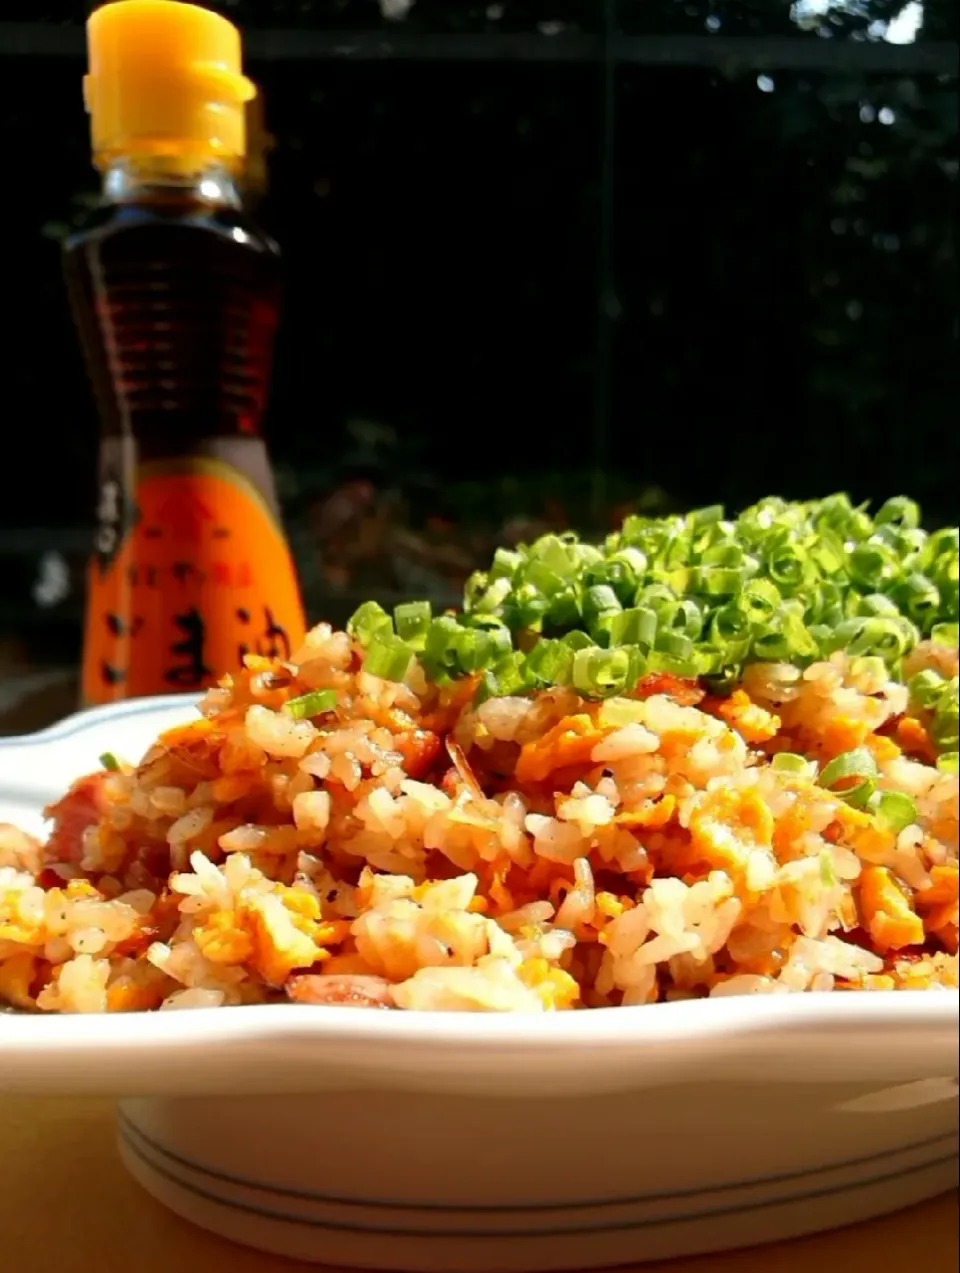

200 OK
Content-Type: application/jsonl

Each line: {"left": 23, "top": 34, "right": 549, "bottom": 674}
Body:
{"left": 64, "top": 0, "right": 305, "bottom": 705}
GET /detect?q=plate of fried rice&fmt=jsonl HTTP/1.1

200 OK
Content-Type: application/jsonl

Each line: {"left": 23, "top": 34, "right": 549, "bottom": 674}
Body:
{"left": 1, "top": 495, "right": 957, "bottom": 1271}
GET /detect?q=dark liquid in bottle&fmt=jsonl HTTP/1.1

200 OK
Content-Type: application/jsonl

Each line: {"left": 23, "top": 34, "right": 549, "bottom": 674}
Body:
{"left": 65, "top": 195, "right": 305, "bottom": 704}
{"left": 64, "top": 199, "right": 280, "bottom": 474}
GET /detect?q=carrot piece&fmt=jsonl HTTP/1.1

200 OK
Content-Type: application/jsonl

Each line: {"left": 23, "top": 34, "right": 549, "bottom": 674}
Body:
{"left": 915, "top": 864, "right": 959, "bottom": 911}
{"left": 894, "top": 717, "right": 938, "bottom": 765}
{"left": 515, "top": 715, "right": 609, "bottom": 784}
{"left": 859, "top": 865, "right": 925, "bottom": 952}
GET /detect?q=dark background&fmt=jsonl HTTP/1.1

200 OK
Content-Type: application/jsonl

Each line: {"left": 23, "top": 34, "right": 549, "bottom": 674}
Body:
{"left": 0, "top": 1, "right": 957, "bottom": 687}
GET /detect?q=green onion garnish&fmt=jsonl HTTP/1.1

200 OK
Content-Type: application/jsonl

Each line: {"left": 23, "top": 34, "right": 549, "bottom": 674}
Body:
{"left": 477, "top": 651, "right": 532, "bottom": 702}
{"left": 393, "top": 600, "right": 432, "bottom": 649}
{"left": 875, "top": 496, "right": 921, "bottom": 531}
{"left": 344, "top": 494, "right": 958, "bottom": 699}
{"left": 819, "top": 747, "right": 880, "bottom": 809}
{"left": 99, "top": 752, "right": 120, "bottom": 771}
{"left": 932, "top": 693, "right": 959, "bottom": 752}
{"left": 572, "top": 646, "right": 632, "bottom": 698}
{"left": 347, "top": 600, "right": 393, "bottom": 646}
{"left": 895, "top": 574, "right": 941, "bottom": 627}
{"left": 365, "top": 632, "right": 415, "bottom": 682}
{"left": 285, "top": 690, "right": 338, "bottom": 719}
{"left": 869, "top": 790, "right": 918, "bottom": 833}
{"left": 772, "top": 752, "right": 808, "bottom": 773}
{"left": 525, "top": 637, "right": 575, "bottom": 686}
{"left": 909, "top": 669, "right": 948, "bottom": 711}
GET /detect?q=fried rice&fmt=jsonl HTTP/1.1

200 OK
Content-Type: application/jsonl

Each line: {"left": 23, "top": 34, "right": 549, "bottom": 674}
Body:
{"left": 1, "top": 498, "right": 958, "bottom": 1013}
{"left": 0, "top": 637, "right": 955, "bottom": 1014}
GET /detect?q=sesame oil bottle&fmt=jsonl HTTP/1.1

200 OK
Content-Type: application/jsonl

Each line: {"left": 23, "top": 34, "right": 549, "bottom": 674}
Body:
{"left": 64, "top": 0, "right": 305, "bottom": 704}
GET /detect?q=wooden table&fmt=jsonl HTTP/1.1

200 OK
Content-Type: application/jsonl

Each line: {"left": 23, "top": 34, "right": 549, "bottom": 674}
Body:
{"left": 1, "top": 1097, "right": 956, "bottom": 1273}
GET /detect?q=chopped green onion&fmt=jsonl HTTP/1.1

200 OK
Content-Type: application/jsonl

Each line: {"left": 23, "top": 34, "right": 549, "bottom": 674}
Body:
{"left": 772, "top": 752, "right": 808, "bottom": 773}
{"left": 808, "top": 533, "right": 847, "bottom": 577}
{"left": 468, "top": 575, "right": 512, "bottom": 614}
{"left": 849, "top": 540, "right": 901, "bottom": 591}
{"left": 931, "top": 691, "right": 959, "bottom": 752}
{"left": 856, "top": 592, "right": 903, "bottom": 620}
{"left": 700, "top": 542, "right": 744, "bottom": 569}
{"left": 819, "top": 747, "right": 880, "bottom": 808}
{"left": 422, "top": 616, "right": 464, "bottom": 679}
{"left": 364, "top": 633, "right": 414, "bottom": 682}
{"left": 875, "top": 496, "right": 920, "bottom": 530}
{"left": 819, "top": 748, "right": 879, "bottom": 787}
{"left": 461, "top": 614, "right": 513, "bottom": 665}
{"left": 488, "top": 547, "right": 523, "bottom": 582}
{"left": 690, "top": 565, "right": 744, "bottom": 597}
{"left": 453, "top": 625, "right": 504, "bottom": 674}
{"left": 393, "top": 600, "right": 432, "bottom": 649}
{"left": 478, "top": 651, "right": 531, "bottom": 701}
{"left": 502, "top": 583, "right": 551, "bottom": 631}
{"left": 646, "top": 649, "right": 700, "bottom": 678}
{"left": 823, "top": 614, "right": 917, "bottom": 664}
{"left": 763, "top": 538, "right": 811, "bottom": 594}
{"left": 585, "top": 549, "right": 648, "bottom": 604}
{"left": 525, "top": 637, "right": 575, "bottom": 686}
{"left": 669, "top": 598, "right": 704, "bottom": 640}
{"left": 572, "top": 646, "right": 632, "bottom": 698}
{"left": 99, "top": 752, "right": 120, "bottom": 771}
{"left": 285, "top": 689, "right": 338, "bottom": 719}
{"left": 528, "top": 534, "right": 579, "bottom": 579}
{"left": 523, "top": 560, "right": 569, "bottom": 599}
{"left": 708, "top": 602, "right": 752, "bottom": 646}
{"left": 353, "top": 494, "right": 957, "bottom": 698}
{"left": 655, "top": 631, "right": 695, "bottom": 662}
{"left": 908, "top": 669, "right": 948, "bottom": 711}
{"left": 562, "top": 629, "right": 596, "bottom": 652}
{"left": 688, "top": 504, "right": 724, "bottom": 528}
{"left": 582, "top": 584, "right": 622, "bottom": 632}
{"left": 635, "top": 582, "right": 679, "bottom": 618}
{"left": 819, "top": 851, "right": 839, "bottom": 887}
{"left": 544, "top": 586, "right": 581, "bottom": 629}
{"left": 895, "top": 574, "right": 941, "bottom": 627}
{"left": 869, "top": 790, "right": 918, "bottom": 833}
{"left": 602, "top": 606, "right": 658, "bottom": 650}
{"left": 462, "top": 570, "right": 489, "bottom": 610}
{"left": 753, "top": 608, "right": 818, "bottom": 662}
{"left": 347, "top": 601, "right": 393, "bottom": 646}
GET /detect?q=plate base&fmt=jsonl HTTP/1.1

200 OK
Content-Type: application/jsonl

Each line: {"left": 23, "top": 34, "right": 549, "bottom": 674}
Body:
{"left": 117, "top": 1112, "right": 958, "bottom": 1272}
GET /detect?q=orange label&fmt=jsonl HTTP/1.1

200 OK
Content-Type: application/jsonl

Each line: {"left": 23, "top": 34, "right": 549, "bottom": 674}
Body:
{"left": 82, "top": 457, "right": 306, "bottom": 705}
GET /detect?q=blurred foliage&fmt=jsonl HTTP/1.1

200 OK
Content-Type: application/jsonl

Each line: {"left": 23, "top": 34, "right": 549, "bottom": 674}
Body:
{"left": 0, "top": 1, "right": 956, "bottom": 639}
{"left": 5, "top": 1, "right": 956, "bottom": 40}
{"left": 611, "top": 60, "right": 956, "bottom": 517}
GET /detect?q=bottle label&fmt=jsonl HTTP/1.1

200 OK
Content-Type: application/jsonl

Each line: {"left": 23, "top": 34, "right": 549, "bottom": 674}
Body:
{"left": 82, "top": 456, "right": 306, "bottom": 705}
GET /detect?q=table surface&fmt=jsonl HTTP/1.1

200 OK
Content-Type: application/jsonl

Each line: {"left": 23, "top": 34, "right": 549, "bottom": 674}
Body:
{"left": 1, "top": 1097, "right": 956, "bottom": 1273}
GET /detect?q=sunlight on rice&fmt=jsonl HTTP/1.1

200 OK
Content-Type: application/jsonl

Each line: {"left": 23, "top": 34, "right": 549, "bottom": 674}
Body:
{"left": 0, "top": 629, "right": 956, "bottom": 1014}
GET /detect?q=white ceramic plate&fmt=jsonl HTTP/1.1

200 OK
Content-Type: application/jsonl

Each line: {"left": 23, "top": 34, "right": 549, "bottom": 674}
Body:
{"left": 1, "top": 698, "right": 957, "bottom": 1271}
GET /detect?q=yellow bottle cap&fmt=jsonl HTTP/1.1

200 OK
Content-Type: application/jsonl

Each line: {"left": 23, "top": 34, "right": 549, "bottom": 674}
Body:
{"left": 84, "top": 1, "right": 256, "bottom": 170}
